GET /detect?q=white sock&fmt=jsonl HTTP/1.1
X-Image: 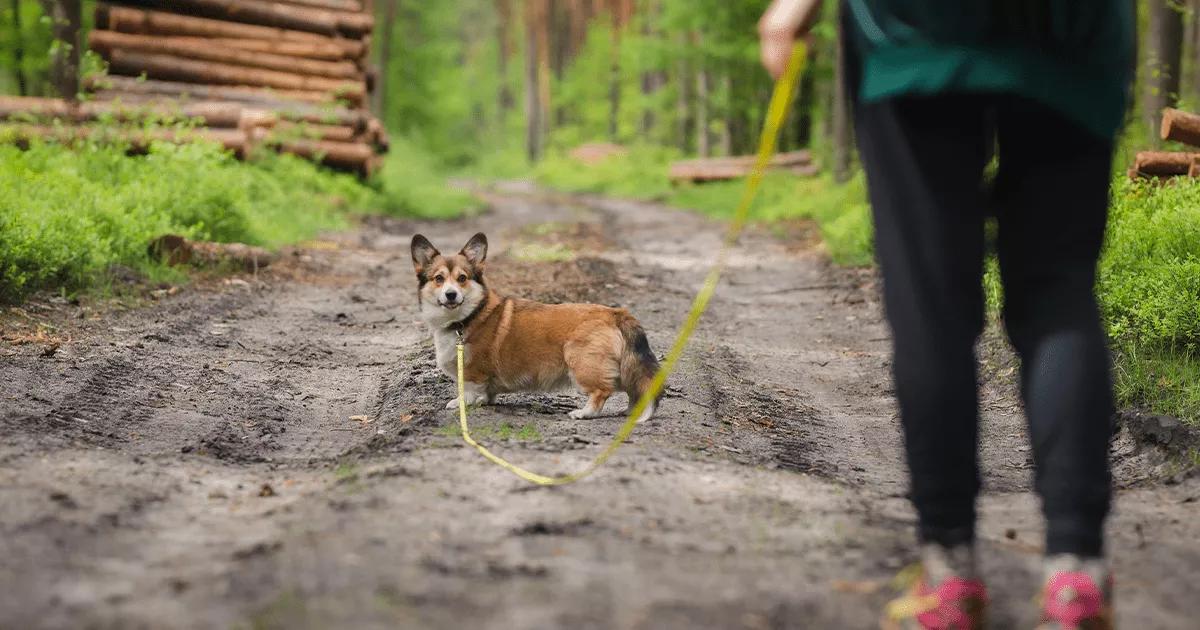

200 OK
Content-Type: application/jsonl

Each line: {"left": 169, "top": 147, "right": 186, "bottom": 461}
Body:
{"left": 1043, "top": 554, "right": 1109, "bottom": 587}
{"left": 921, "top": 542, "right": 978, "bottom": 585}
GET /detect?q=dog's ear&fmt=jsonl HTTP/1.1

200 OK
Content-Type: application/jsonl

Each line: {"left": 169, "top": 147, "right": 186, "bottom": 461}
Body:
{"left": 410, "top": 234, "right": 439, "bottom": 276}
{"left": 460, "top": 232, "right": 488, "bottom": 267}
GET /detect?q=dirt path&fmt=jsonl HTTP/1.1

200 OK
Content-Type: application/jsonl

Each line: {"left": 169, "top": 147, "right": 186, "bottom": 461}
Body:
{"left": 2, "top": 184, "right": 1197, "bottom": 630}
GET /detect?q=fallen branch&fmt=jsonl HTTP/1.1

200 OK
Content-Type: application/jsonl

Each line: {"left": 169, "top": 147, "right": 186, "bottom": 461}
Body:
{"left": 149, "top": 234, "right": 278, "bottom": 271}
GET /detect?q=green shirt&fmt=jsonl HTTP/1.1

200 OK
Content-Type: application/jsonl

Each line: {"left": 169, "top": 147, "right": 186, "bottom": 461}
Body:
{"left": 845, "top": 0, "right": 1136, "bottom": 139}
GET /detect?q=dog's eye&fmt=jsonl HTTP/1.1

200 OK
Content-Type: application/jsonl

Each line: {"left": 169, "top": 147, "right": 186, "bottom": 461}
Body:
{"left": 434, "top": 275, "right": 444, "bottom": 284}
{"left": 457, "top": 274, "right": 468, "bottom": 284}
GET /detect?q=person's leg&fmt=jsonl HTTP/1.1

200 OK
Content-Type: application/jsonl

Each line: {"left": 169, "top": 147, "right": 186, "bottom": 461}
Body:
{"left": 993, "top": 98, "right": 1114, "bottom": 560}
{"left": 854, "top": 94, "right": 991, "bottom": 550}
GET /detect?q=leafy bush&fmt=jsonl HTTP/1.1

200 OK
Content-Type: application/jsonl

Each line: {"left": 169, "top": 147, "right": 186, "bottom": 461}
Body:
{"left": 1101, "top": 178, "right": 1200, "bottom": 354}
{"left": 0, "top": 136, "right": 475, "bottom": 303}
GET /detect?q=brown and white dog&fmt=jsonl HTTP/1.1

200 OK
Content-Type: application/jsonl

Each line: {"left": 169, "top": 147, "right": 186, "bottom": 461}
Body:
{"left": 411, "top": 232, "right": 660, "bottom": 421}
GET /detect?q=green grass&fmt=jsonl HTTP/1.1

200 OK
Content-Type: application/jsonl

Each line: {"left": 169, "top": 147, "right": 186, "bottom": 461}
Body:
{"left": 0, "top": 133, "right": 477, "bottom": 303}
{"left": 436, "top": 421, "right": 543, "bottom": 441}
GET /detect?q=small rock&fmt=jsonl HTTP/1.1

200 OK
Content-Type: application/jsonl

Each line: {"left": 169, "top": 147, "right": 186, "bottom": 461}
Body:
{"left": 258, "top": 483, "right": 276, "bottom": 497}
{"left": 49, "top": 491, "right": 78, "bottom": 509}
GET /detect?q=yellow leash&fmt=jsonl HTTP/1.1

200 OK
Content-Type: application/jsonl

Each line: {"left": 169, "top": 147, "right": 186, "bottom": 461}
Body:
{"left": 457, "top": 43, "right": 808, "bottom": 486}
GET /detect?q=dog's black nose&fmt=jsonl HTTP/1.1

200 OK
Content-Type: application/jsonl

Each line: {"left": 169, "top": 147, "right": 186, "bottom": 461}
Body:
{"left": 445, "top": 290, "right": 458, "bottom": 301}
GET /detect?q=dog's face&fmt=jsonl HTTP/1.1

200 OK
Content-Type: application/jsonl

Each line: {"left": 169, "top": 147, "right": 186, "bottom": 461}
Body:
{"left": 411, "top": 232, "right": 488, "bottom": 326}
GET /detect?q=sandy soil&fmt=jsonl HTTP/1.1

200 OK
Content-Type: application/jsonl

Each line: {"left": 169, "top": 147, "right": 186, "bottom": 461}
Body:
{"left": 1, "top": 183, "right": 1197, "bottom": 630}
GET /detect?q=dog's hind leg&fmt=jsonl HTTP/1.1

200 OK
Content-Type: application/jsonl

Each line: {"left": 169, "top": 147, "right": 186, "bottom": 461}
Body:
{"left": 568, "top": 388, "right": 612, "bottom": 419}
{"left": 564, "top": 329, "right": 620, "bottom": 419}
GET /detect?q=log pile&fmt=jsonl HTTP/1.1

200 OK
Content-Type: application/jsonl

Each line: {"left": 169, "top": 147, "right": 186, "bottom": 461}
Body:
{"left": 0, "top": 1, "right": 386, "bottom": 176}
{"left": 668, "top": 150, "right": 817, "bottom": 183}
{"left": 1129, "top": 108, "right": 1200, "bottom": 183}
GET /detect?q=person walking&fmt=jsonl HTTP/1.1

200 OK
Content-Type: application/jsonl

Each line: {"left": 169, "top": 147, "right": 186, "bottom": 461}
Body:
{"left": 758, "top": 1, "right": 1135, "bottom": 628}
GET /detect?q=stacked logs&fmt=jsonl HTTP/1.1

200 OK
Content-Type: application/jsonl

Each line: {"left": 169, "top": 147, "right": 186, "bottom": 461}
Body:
{"left": 1129, "top": 108, "right": 1200, "bottom": 182}
{"left": 668, "top": 150, "right": 817, "bottom": 183}
{"left": 0, "top": 1, "right": 386, "bottom": 177}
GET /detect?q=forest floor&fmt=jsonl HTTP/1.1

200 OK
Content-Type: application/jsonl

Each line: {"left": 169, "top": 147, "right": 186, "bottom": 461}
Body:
{"left": 1, "top": 183, "right": 1198, "bottom": 630}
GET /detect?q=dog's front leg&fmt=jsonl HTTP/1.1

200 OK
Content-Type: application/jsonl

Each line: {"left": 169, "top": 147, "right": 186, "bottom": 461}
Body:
{"left": 446, "top": 381, "right": 492, "bottom": 409}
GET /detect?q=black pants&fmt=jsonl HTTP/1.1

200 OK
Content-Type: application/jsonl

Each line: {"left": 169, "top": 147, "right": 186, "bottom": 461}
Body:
{"left": 854, "top": 95, "right": 1114, "bottom": 557}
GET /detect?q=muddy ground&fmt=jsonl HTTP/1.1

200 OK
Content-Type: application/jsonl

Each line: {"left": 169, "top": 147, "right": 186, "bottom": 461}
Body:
{"left": 2, "top": 183, "right": 1197, "bottom": 630}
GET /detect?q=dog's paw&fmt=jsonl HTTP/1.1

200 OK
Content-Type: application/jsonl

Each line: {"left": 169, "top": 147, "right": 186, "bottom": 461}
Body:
{"left": 445, "top": 398, "right": 461, "bottom": 410}
{"left": 568, "top": 408, "right": 595, "bottom": 419}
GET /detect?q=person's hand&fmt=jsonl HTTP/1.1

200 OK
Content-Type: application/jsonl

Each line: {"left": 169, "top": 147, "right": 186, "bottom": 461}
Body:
{"left": 758, "top": 0, "right": 821, "bottom": 79}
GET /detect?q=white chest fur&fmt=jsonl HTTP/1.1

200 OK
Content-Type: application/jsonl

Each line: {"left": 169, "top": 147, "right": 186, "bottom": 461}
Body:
{"left": 432, "top": 327, "right": 464, "bottom": 378}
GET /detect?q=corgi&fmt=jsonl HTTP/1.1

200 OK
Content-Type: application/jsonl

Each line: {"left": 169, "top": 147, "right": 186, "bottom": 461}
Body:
{"left": 410, "top": 232, "right": 661, "bottom": 421}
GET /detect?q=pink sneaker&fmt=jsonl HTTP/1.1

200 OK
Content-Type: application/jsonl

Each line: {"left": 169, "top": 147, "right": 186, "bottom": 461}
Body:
{"left": 1038, "top": 556, "right": 1113, "bottom": 630}
{"left": 883, "top": 575, "right": 989, "bottom": 629}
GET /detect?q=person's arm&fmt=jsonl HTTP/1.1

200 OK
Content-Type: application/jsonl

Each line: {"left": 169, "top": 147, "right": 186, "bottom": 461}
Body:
{"left": 758, "top": 0, "right": 821, "bottom": 79}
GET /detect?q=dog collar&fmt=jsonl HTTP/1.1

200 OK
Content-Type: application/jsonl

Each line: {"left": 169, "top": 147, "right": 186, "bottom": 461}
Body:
{"left": 447, "top": 298, "right": 491, "bottom": 340}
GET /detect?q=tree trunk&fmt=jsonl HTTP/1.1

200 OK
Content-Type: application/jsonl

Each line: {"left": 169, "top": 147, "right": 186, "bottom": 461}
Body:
{"left": 188, "top": 38, "right": 349, "bottom": 61}
{"left": 524, "top": 0, "right": 544, "bottom": 162}
{"left": 1191, "top": 0, "right": 1200, "bottom": 107}
{"left": 117, "top": 0, "right": 373, "bottom": 37}
{"left": 535, "top": 0, "right": 551, "bottom": 146}
{"left": 1133, "top": 150, "right": 1197, "bottom": 175}
{"left": 638, "top": 1, "right": 665, "bottom": 138}
{"left": 674, "top": 32, "right": 691, "bottom": 153}
{"left": 607, "top": 8, "right": 620, "bottom": 141}
{"left": 38, "top": 0, "right": 82, "bottom": 101}
{"left": 1145, "top": 0, "right": 1185, "bottom": 145}
{"left": 831, "top": 27, "right": 852, "bottom": 183}
{"left": 717, "top": 73, "right": 733, "bottom": 156}
{"left": 103, "top": 50, "right": 366, "bottom": 102}
{"left": 795, "top": 47, "right": 817, "bottom": 148}
{"left": 86, "top": 75, "right": 338, "bottom": 105}
{"left": 97, "top": 5, "right": 365, "bottom": 58}
{"left": 1160, "top": 107, "right": 1200, "bottom": 146}
{"left": 373, "top": 0, "right": 397, "bottom": 115}
{"left": 694, "top": 33, "right": 710, "bottom": 157}
{"left": 89, "top": 31, "right": 362, "bottom": 79}
{"left": 496, "top": 0, "right": 514, "bottom": 117}
{"left": 273, "top": 0, "right": 364, "bottom": 11}
{"left": 9, "top": 0, "right": 27, "bottom": 96}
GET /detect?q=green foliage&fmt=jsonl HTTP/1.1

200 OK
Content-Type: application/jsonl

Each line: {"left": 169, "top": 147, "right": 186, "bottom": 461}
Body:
{"left": 436, "top": 421, "right": 542, "bottom": 441}
{"left": 0, "top": 0, "right": 54, "bottom": 96}
{"left": 0, "top": 136, "right": 474, "bottom": 303}
{"left": 373, "top": 137, "right": 484, "bottom": 219}
{"left": 532, "top": 145, "right": 677, "bottom": 199}
{"left": 1101, "top": 178, "right": 1200, "bottom": 354}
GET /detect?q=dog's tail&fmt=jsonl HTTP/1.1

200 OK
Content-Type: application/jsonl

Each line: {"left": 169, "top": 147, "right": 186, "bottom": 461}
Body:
{"left": 615, "top": 310, "right": 661, "bottom": 422}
